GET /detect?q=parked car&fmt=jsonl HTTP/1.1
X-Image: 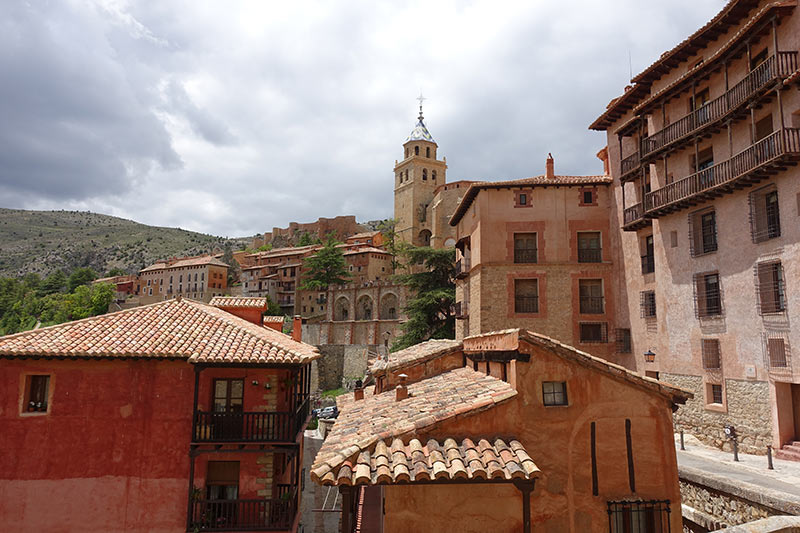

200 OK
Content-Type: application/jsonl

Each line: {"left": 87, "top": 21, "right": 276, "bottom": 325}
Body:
{"left": 312, "top": 406, "right": 339, "bottom": 420}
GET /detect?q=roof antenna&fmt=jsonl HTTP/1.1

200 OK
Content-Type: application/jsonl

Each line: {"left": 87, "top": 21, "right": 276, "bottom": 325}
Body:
{"left": 417, "top": 92, "right": 426, "bottom": 121}
{"left": 628, "top": 48, "right": 633, "bottom": 82}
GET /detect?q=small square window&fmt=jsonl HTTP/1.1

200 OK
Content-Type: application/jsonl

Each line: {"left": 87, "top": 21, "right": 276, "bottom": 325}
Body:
{"left": 24, "top": 375, "right": 50, "bottom": 413}
{"left": 542, "top": 381, "right": 568, "bottom": 406}
{"left": 519, "top": 193, "right": 527, "bottom": 205}
{"left": 583, "top": 190, "right": 593, "bottom": 204}
{"left": 709, "top": 383, "right": 723, "bottom": 405}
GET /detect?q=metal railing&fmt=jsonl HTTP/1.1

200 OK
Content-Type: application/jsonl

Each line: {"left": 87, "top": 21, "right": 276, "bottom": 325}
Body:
{"left": 514, "top": 248, "right": 538, "bottom": 263}
{"left": 455, "top": 257, "right": 471, "bottom": 278}
{"left": 640, "top": 52, "right": 798, "bottom": 158}
{"left": 579, "top": 296, "right": 604, "bottom": 314}
{"left": 645, "top": 129, "right": 800, "bottom": 213}
{"left": 189, "top": 495, "right": 296, "bottom": 531}
{"left": 514, "top": 296, "right": 539, "bottom": 314}
{"left": 193, "top": 411, "right": 294, "bottom": 443}
{"left": 578, "top": 248, "right": 603, "bottom": 263}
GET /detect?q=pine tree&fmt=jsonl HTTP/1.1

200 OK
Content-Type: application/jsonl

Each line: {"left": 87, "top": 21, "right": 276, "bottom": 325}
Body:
{"left": 300, "top": 235, "right": 350, "bottom": 290}
{"left": 392, "top": 246, "right": 456, "bottom": 351}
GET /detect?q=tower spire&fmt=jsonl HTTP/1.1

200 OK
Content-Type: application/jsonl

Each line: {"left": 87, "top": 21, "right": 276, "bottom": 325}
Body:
{"left": 417, "top": 92, "right": 426, "bottom": 121}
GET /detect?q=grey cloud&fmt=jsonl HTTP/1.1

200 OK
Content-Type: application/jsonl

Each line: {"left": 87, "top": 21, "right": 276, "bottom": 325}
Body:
{"left": 0, "top": 0, "right": 725, "bottom": 236}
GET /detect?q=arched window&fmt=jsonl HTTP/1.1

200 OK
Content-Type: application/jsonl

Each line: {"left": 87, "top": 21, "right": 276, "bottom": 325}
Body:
{"left": 423, "top": 169, "right": 428, "bottom": 181}
{"left": 405, "top": 148, "right": 409, "bottom": 158}
{"left": 426, "top": 147, "right": 430, "bottom": 158}
{"left": 414, "top": 146, "right": 419, "bottom": 156}
{"left": 432, "top": 170, "right": 437, "bottom": 181}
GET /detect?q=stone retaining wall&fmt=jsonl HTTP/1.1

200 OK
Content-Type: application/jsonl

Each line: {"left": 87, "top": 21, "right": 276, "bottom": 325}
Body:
{"left": 664, "top": 373, "right": 772, "bottom": 454}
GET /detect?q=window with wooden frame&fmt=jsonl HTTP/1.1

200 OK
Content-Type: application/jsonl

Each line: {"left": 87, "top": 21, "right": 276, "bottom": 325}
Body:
{"left": 514, "top": 189, "right": 533, "bottom": 208}
{"left": 765, "top": 336, "right": 789, "bottom": 368}
{"left": 702, "top": 339, "right": 721, "bottom": 370}
{"left": 513, "top": 233, "right": 538, "bottom": 263}
{"left": 23, "top": 375, "right": 50, "bottom": 413}
{"left": 750, "top": 48, "right": 768, "bottom": 70}
{"left": 213, "top": 379, "right": 244, "bottom": 413}
{"left": 689, "top": 209, "right": 717, "bottom": 256}
{"left": 749, "top": 186, "right": 780, "bottom": 242}
{"left": 577, "top": 231, "right": 602, "bottom": 263}
{"left": 694, "top": 272, "right": 723, "bottom": 318}
{"left": 206, "top": 460, "right": 240, "bottom": 500}
{"left": 542, "top": 381, "right": 568, "bottom": 406}
{"left": 615, "top": 329, "right": 632, "bottom": 354}
{"left": 641, "top": 234, "right": 655, "bottom": 274}
{"left": 756, "top": 261, "right": 785, "bottom": 314}
{"left": 514, "top": 279, "right": 539, "bottom": 314}
{"left": 579, "top": 322, "right": 608, "bottom": 343}
{"left": 640, "top": 290, "right": 656, "bottom": 318}
{"left": 707, "top": 383, "right": 724, "bottom": 405}
{"left": 579, "top": 279, "right": 604, "bottom": 314}
{"left": 608, "top": 500, "right": 671, "bottom": 533}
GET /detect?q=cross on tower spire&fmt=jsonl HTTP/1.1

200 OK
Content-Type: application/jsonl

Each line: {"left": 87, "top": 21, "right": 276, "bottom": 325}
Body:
{"left": 417, "top": 92, "right": 426, "bottom": 120}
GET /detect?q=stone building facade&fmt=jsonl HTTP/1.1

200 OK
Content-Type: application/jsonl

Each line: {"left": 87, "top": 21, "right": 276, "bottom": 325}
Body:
{"left": 137, "top": 254, "right": 230, "bottom": 304}
{"left": 591, "top": 0, "right": 800, "bottom": 454}
{"left": 449, "top": 154, "right": 621, "bottom": 362}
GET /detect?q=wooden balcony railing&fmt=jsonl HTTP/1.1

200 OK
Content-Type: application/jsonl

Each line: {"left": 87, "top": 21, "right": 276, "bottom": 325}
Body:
{"left": 455, "top": 257, "right": 470, "bottom": 279}
{"left": 193, "top": 411, "right": 294, "bottom": 443}
{"left": 640, "top": 52, "right": 798, "bottom": 159}
{"left": 620, "top": 151, "right": 640, "bottom": 180}
{"left": 623, "top": 203, "right": 644, "bottom": 227}
{"left": 645, "top": 129, "right": 800, "bottom": 215}
{"left": 189, "top": 494, "right": 296, "bottom": 531}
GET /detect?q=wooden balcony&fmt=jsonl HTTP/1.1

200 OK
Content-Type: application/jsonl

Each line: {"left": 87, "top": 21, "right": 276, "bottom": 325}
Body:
{"left": 620, "top": 151, "right": 640, "bottom": 182}
{"left": 193, "top": 400, "right": 309, "bottom": 444}
{"left": 640, "top": 52, "right": 798, "bottom": 161}
{"left": 455, "top": 257, "right": 470, "bottom": 279}
{"left": 644, "top": 128, "right": 800, "bottom": 217}
{"left": 189, "top": 491, "right": 296, "bottom": 531}
{"left": 622, "top": 202, "right": 650, "bottom": 231}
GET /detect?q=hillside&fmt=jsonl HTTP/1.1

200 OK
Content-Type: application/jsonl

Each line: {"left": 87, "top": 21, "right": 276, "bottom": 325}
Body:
{"left": 0, "top": 208, "right": 249, "bottom": 278}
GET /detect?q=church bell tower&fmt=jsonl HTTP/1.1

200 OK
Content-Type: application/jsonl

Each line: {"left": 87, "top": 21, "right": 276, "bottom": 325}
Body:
{"left": 393, "top": 96, "right": 447, "bottom": 247}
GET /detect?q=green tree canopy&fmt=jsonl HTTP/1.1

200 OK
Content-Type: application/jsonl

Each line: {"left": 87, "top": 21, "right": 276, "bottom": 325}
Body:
{"left": 300, "top": 235, "right": 350, "bottom": 290}
{"left": 106, "top": 267, "right": 127, "bottom": 277}
{"left": 296, "top": 231, "right": 320, "bottom": 247}
{"left": 67, "top": 267, "right": 97, "bottom": 292}
{"left": 377, "top": 219, "right": 408, "bottom": 274}
{"left": 39, "top": 270, "right": 67, "bottom": 296}
{"left": 391, "top": 246, "right": 456, "bottom": 351}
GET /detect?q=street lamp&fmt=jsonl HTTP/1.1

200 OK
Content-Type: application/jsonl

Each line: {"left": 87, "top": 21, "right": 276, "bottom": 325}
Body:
{"left": 644, "top": 349, "right": 656, "bottom": 363}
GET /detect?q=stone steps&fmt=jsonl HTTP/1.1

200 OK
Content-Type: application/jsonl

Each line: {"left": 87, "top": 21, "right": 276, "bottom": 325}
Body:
{"left": 775, "top": 444, "right": 800, "bottom": 462}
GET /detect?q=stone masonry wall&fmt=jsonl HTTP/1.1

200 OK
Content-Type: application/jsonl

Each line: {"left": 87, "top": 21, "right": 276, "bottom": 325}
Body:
{"left": 681, "top": 479, "right": 773, "bottom": 530}
{"left": 312, "top": 344, "right": 375, "bottom": 393}
{"left": 664, "top": 373, "right": 772, "bottom": 454}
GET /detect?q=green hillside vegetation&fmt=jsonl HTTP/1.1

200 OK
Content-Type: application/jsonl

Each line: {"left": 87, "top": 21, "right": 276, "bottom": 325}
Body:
{"left": 0, "top": 268, "right": 115, "bottom": 335}
{"left": 0, "top": 208, "right": 250, "bottom": 278}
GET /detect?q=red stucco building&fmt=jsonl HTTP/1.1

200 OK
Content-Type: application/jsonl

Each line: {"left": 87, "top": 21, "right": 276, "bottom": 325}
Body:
{"left": 0, "top": 297, "right": 318, "bottom": 532}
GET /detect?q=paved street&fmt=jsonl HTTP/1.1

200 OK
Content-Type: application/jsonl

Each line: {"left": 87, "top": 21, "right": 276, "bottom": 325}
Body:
{"left": 676, "top": 435, "right": 800, "bottom": 502}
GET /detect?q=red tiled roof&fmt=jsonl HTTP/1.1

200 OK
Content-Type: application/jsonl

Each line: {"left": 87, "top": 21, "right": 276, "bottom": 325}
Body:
{"left": 464, "top": 329, "right": 692, "bottom": 404}
{"left": 449, "top": 175, "right": 612, "bottom": 226}
{"left": 589, "top": 0, "right": 793, "bottom": 130}
{"left": 0, "top": 299, "right": 318, "bottom": 364}
{"left": 210, "top": 296, "right": 268, "bottom": 309}
{"left": 343, "top": 247, "right": 390, "bottom": 256}
{"left": 262, "top": 316, "right": 285, "bottom": 324}
{"left": 316, "top": 436, "right": 540, "bottom": 486}
{"left": 310, "top": 367, "right": 516, "bottom": 484}
{"left": 347, "top": 231, "right": 381, "bottom": 240}
{"left": 370, "top": 339, "right": 462, "bottom": 375}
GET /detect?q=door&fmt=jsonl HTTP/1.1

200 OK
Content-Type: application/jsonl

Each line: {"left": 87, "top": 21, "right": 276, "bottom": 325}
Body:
{"left": 213, "top": 379, "right": 244, "bottom": 440}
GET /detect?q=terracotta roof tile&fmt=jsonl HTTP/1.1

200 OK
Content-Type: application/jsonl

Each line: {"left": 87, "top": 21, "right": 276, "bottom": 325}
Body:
{"left": 311, "top": 367, "right": 516, "bottom": 483}
{"left": 450, "top": 175, "right": 612, "bottom": 226}
{"left": 464, "top": 328, "right": 692, "bottom": 404}
{"left": 0, "top": 299, "right": 318, "bottom": 364}
{"left": 315, "top": 436, "right": 539, "bottom": 486}
{"left": 370, "top": 339, "right": 462, "bottom": 375}
{"left": 210, "top": 296, "right": 268, "bottom": 309}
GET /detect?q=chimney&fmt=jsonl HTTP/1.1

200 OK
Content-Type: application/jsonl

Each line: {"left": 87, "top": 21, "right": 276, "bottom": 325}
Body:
{"left": 396, "top": 374, "right": 408, "bottom": 402}
{"left": 292, "top": 315, "right": 303, "bottom": 342}
{"left": 353, "top": 379, "right": 364, "bottom": 401}
{"left": 545, "top": 153, "right": 555, "bottom": 179}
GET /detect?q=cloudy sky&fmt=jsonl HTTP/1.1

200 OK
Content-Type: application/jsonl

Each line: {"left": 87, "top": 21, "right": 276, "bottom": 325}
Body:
{"left": 0, "top": 0, "right": 724, "bottom": 237}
